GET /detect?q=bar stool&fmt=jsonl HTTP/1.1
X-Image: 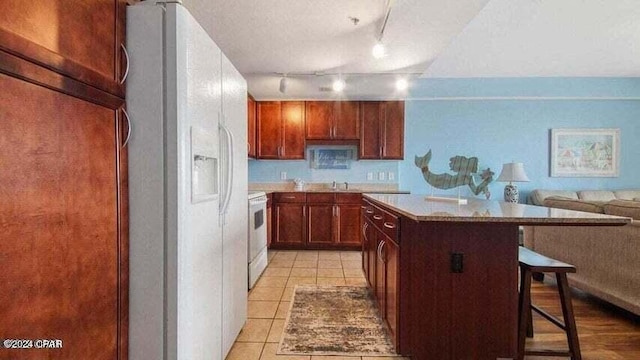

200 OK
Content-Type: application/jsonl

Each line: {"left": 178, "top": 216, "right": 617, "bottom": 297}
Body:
{"left": 518, "top": 246, "right": 582, "bottom": 360}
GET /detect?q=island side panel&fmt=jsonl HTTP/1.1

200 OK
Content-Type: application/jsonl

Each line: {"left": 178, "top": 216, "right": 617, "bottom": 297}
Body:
{"left": 402, "top": 219, "right": 519, "bottom": 360}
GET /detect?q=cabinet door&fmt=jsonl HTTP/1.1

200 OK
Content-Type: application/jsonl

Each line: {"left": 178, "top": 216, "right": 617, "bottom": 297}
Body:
{"left": 248, "top": 96, "right": 256, "bottom": 158}
{"left": 274, "top": 203, "right": 306, "bottom": 246}
{"left": 305, "top": 101, "right": 333, "bottom": 139}
{"left": 359, "top": 101, "right": 382, "bottom": 159}
{"left": 384, "top": 238, "right": 399, "bottom": 347}
{"left": 281, "top": 101, "right": 306, "bottom": 159}
{"left": 307, "top": 204, "right": 336, "bottom": 246}
{"left": 382, "top": 101, "right": 404, "bottom": 159}
{"left": 362, "top": 218, "right": 370, "bottom": 282}
{"left": 333, "top": 101, "right": 360, "bottom": 139}
{"left": 337, "top": 204, "right": 362, "bottom": 246}
{"left": 375, "top": 235, "right": 386, "bottom": 316}
{"left": 0, "top": 72, "right": 126, "bottom": 360}
{"left": 257, "top": 101, "right": 282, "bottom": 159}
{"left": 0, "top": 0, "right": 127, "bottom": 97}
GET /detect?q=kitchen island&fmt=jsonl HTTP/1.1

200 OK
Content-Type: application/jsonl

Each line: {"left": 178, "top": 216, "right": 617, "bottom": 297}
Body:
{"left": 361, "top": 194, "right": 631, "bottom": 360}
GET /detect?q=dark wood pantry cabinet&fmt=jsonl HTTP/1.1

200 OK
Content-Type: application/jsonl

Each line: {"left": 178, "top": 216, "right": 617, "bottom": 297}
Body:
{"left": 0, "top": 2, "right": 128, "bottom": 358}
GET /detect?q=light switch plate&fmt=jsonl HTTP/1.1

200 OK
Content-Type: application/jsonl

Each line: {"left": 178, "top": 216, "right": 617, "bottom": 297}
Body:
{"left": 378, "top": 172, "right": 385, "bottom": 181}
{"left": 388, "top": 172, "right": 395, "bottom": 181}
{"left": 280, "top": 171, "right": 287, "bottom": 180}
{"left": 367, "top": 172, "right": 373, "bottom": 181}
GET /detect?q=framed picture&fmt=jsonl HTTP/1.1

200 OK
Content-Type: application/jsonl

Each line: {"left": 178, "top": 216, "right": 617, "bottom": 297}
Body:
{"left": 550, "top": 128, "right": 620, "bottom": 177}
{"left": 311, "top": 149, "right": 353, "bottom": 169}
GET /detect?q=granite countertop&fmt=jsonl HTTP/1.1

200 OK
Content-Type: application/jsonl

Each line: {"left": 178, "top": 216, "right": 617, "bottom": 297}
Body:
{"left": 249, "top": 182, "right": 409, "bottom": 195}
{"left": 363, "top": 194, "right": 632, "bottom": 225}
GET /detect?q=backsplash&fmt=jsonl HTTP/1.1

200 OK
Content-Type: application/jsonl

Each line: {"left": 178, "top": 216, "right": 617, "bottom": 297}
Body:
{"left": 249, "top": 145, "right": 399, "bottom": 183}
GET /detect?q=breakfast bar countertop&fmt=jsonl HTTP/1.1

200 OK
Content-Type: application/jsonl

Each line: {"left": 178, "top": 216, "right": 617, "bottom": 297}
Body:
{"left": 363, "top": 193, "right": 632, "bottom": 225}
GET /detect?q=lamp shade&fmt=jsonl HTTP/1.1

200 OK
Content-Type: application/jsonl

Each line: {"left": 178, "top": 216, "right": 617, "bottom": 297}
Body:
{"left": 496, "top": 162, "right": 530, "bottom": 183}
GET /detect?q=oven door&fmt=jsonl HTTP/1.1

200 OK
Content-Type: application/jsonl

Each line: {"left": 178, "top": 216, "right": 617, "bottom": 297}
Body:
{"left": 248, "top": 199, "right": 267, "bottom": 262}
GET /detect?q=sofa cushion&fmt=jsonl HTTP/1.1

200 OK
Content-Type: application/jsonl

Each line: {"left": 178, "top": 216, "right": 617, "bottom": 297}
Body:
{"left": 543, "top": 197, "right": 605, "bottom": 214}
{"left": 529, "top": 190, "right": 578, "bottom": 206}
{"left": 578, "top": 190, "right": 616, "bottom": 202}
{"left": 614, "top": 190, "right": 640, "bottom": 200}
{"left": 603, "top": 200, "right": 640, "bottom": 220}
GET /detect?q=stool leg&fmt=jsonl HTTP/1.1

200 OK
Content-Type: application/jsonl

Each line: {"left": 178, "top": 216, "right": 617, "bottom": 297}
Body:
{"left": 556, "top": 273, "right": 582, "bottom": 360}
{"left": 518, "top": 267, "right": 532, "bottom": 360}
{"left": 527, "top": 304, "right": 534, "bottom": 338}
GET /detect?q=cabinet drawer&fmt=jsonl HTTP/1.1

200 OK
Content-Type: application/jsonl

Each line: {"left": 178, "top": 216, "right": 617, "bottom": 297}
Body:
{"left": 372, "top": 205, "right": 385, "bottom": 228}
{"left": 274, "top": 192, "right": 306, "bottom": 203}
{"left": 307, "top": 193, "right": 335, "bottom": 203}
{"left": 382, "top": 212, "right": 399, "bottom": 241}
{"left": 363, "top": 201, "right": 375, "bottom": 221}
{"left": 336, "top": 193, "right": 362, "bottom": 204}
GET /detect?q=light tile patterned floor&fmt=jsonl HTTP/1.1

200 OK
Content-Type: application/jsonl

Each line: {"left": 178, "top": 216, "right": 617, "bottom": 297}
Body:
{"left": 226, "top": 250, "right": 408, "bottom": 360}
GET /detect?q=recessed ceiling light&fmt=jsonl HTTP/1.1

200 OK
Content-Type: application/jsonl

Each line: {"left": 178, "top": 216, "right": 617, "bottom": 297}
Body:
{"left": 332, "top": 79, "right": 346, "bottom": 92}
{"left": 372, "top": 42, "right": 386, "bottom": 59}
{"left": 395, "top": 78, "right": 409, "bottom": 91}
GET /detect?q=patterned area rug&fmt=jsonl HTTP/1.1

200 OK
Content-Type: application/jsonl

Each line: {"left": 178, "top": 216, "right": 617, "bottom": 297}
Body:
{"left": 278, "top": 285, "right": 397, "bottom": 356}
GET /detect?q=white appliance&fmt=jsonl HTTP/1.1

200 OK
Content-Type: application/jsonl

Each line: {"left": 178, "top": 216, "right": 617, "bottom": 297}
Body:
{"left": 126, "top": 3, "right": 248, "bottom": 360}
{"left": 248, "top": 191, "right": 268, "bottom": 289}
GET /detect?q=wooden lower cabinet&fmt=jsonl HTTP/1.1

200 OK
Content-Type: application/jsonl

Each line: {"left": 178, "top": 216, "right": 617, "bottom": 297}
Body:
{"left": 0, "top": 68, "right": 128, "bottom": 359}
{"left": 273, "top": 203, "right": 306, "bottom": 247}
{"left": 364, "top": 202, "right": 400, "bottom": 350}
{"left": 271, "top": 192, "right": 362, "bottom": 250}
{"left": 307, "top": 204, "right": 335, "bottom": 245}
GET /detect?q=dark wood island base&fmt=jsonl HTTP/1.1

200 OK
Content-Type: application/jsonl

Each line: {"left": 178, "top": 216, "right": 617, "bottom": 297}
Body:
{"left": 362, "top": 194, "right": 631, "bottom": 360}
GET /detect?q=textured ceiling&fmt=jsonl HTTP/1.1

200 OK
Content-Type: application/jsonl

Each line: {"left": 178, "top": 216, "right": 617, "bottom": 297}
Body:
{"left": 181, "top": 0, "right": 640, "bottom": 99}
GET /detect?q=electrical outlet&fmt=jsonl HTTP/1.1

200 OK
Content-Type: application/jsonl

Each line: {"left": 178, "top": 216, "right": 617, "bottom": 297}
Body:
{"left": 388, "top": 172, "right": 395, "bottom": 181}
{"left": 378, "top": 171, "right": 385, "bottom": 181}
{"left": 367, "top": 172, "right": 373, "bottom": 181}
{"left": 280, "top": 171, "right": 287, "bottom": 180}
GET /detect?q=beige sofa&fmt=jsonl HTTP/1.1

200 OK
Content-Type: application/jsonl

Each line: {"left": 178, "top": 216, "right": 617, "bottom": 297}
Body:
{"left": 524, "top": 189, "right": 640, "bottom": 315}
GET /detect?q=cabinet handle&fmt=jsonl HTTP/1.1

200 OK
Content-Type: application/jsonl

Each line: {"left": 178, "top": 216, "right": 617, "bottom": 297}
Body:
{"left": 247, "top": 142, "right": 250, "bottom": 154}
{"left": 373, "top": 215, "right": 383, "bottom": 220}
{"left": 379, "top": 146, "right": 383, "bottom": 158}
{"left": 122, "top": 108, "right": 132, "bottom": 148}
{"left": 337, "top": 206, "right": 340, "bottom": 216}
{"left": 380, "top": 240, "right": 386, "bottom": 263}
{"left": 383, "top": 222, "right": 396, "bottom": 229}
{"left": 366, "top": 209, "right": 374, "bottom": 214}
{"left": 377, "top": 240, "right": 385, "bottom": 262}
{"left": 362, "top": 222, "right": 368, "bottom": 238}
{"left": 283, "top": 196, "right": 296, "bottom": 199}
{"left": 120, "top": 43, "right": 130, "bottom": 84}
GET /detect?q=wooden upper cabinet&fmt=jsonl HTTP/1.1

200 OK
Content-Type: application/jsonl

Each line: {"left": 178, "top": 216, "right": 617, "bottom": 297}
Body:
{"left": 247, "top": 96, "right": 256, "bottom": 158}
{"left": 359, "top": 101, "right": 404, "bottom": 160}
{"left": 305, "top": 101, "right": 360, "bottom": 140}
{"left": 256, "top": 101, "right": 281, "bottom": 159}
{"left": 333, "top": 101, "right": 360, "bottom": 139}
{"left": 0, "top": 0, "right": 128, "bottom": 98}
{"left": 257, "top": 101, "right": 305, "bottom": 159}
{"left": 305, "top": 101, "right": 333, "bottom": 139}
{"left": 381, "top": 101, "right": 404, "bottom": 159}
{"left": 360, "top": 102, "right": 383, "bottom": 159}
{"left": 281, "top": 101, "right": 306, "bottom": 159}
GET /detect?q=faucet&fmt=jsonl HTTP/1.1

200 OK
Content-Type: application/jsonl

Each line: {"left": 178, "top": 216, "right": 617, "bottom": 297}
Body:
{"left": 331, "top": 181, "right": 337, "bottom": 190}
{"left": 344, "top": 182, "right": 349, "bottom": 190}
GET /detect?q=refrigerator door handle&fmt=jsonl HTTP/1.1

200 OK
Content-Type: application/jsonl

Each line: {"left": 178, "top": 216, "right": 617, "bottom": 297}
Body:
{"left": 219, "top": 121, "right": 234, "bottom": 216}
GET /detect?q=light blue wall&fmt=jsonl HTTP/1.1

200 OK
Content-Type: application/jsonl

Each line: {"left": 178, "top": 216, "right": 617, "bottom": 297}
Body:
{"left": 400, "top": 78, "right": 640, "bottom": 201}
{"left": 249, "top": 145, "right": 399, "bottom": 184}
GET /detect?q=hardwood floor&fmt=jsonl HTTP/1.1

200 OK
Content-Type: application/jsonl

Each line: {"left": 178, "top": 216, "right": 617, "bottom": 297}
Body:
{"left": 527, "top": 278, "right": 640, "bottom": 359}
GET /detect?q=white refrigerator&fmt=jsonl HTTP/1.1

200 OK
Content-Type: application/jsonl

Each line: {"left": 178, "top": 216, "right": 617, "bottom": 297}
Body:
{"left": 126, "top": 2, "right": 248, "bottom": 360}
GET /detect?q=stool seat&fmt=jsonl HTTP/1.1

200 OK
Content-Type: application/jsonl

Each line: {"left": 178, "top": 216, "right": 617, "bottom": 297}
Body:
{"left": 519, "top": 247, "right": 576, "bottom": 273}
{"left": 518, "top": 246, "right": 582, "bottom": 360}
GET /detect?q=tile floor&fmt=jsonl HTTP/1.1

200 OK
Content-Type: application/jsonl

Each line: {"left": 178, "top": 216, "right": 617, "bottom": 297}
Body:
{"left": 225, "top": 250, "right": 408, "bottom": 360}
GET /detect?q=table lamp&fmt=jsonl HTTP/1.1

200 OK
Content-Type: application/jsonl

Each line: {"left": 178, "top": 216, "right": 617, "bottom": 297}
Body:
{"left": 497, "top": 162, "right": 530, "bottom": 203}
